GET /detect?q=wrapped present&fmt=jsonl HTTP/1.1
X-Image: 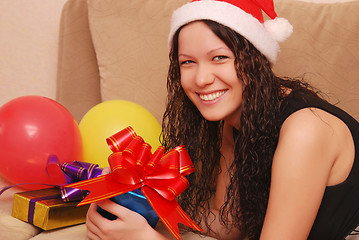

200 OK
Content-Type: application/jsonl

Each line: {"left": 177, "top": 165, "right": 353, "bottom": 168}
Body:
{"left": 9, "top": 158, "right": 103, "bottom": 230}
{"left": 66, "top": 126, "right": 202, "bottom": 240}
{"left": 12, "top": 187, "right": 89, "bottom": 230}
{"left": 97, "top": 188, "right": 159, "bottom": 228}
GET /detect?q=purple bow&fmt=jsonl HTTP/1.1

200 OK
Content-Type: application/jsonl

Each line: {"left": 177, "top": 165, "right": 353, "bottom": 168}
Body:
{"left": 46, "top": 155, "right": 103, "bottom": 202}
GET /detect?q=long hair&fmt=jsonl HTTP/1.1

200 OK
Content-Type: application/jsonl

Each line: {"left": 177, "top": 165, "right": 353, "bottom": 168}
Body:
{"left": 161, "top": 20, "right": 320, "bottom": 239}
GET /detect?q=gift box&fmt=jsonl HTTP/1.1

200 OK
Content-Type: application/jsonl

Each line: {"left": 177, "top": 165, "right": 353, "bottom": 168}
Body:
{"left": 97, "top": 188, "right": 159, "bottom": 228}
{"left": 65, "top": 126, "right": 202, "bottom": 240}
{"left": 12, "top": 187, "right": 89, "bottom": 230}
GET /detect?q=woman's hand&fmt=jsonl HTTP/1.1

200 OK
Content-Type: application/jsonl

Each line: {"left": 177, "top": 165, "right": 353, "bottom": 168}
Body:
{"left": 86, "top": 167, "right": 169, "bottom": 239}
{"left": 101, "top": 167, "right": 111, "bottom": 175}
{"left": 86, "top": 199, "right": 168, "bottom": 240}
{"left": 86, "top": 167, "right": 168, "bottom": 239}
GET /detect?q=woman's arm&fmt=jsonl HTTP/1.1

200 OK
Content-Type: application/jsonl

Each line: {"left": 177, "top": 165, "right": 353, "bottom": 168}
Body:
{"left": 86, "top": 200, "right": 169, "bottom": 240}
{"left": 260, "top": 108, "right": 341, "bottom": 239}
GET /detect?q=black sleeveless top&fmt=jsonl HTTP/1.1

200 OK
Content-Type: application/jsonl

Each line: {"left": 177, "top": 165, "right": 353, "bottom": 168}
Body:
{"left": 279, "top": 94, "right": 359, "bottom": 239}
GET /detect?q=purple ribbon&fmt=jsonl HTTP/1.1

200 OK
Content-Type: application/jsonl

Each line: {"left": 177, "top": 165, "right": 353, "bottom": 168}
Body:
{"left": 0, "top": 155, "right": 103, "bottom": 202}
{"left": 0, "top": 183, "right": 55, "bottom": 196}
{"left": 1, "top": 155, "right": 102, "bottom": 225}
{"left": 46, "top": 155, "right": 103, "bottom": 202}
{"left": 28, "top": 193, "right": 61, "bottom": 224}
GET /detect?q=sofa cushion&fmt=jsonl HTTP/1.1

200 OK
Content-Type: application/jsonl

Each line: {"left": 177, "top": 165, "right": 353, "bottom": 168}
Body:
{"left": 87, "top": 0, "right": 359, "bottom": 121}
{"left": 0, "top": 177, "right": 41, "bottom": 240}
{"left": 274, "top": 0, "right": 359, "bottom": 120}
{"left": 87, "top": 0, "right": 188, "bottom": 123}
{"left": 56, "top": 0, "right": 102, "bottom": 123}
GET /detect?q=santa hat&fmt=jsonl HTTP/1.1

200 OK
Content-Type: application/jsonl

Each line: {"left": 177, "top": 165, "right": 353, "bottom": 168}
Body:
{"left": 168, "top": 0, "right": 293, "bottom": 64}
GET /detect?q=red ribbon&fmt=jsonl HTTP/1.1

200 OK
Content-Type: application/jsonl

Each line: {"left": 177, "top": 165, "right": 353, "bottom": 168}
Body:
{"left": 65, "top": 126, "right": 202, "bottom": 239}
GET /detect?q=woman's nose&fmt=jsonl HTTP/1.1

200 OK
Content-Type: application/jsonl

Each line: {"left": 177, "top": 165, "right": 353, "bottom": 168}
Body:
{"left": 194, "top": 64, "right": 214, "bottom": 87}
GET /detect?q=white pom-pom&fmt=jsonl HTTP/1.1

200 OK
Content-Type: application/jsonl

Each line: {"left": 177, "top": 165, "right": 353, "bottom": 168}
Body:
{"left": 264, "top": 17, "right": 293, "bottom": 43}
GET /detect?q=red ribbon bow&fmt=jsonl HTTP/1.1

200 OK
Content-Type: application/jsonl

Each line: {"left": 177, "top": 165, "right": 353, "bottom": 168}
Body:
{"left": 65, "top": 126, "right": 202, "bottom": 239}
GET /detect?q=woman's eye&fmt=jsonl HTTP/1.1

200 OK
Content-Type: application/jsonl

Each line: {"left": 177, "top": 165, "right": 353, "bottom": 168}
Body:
{"left": 213, "top": 55, "right": 228, "bottom": 61}
{"left": 180, "top": 60, "right": 194, "bottom": 65}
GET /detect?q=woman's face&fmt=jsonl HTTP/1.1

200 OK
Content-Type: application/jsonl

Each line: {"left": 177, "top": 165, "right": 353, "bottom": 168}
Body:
{"left": 178, "top": 21, "right": 243, "bottom": 126}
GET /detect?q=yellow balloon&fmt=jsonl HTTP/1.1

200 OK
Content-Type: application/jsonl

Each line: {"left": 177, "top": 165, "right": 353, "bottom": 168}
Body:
{"left": 79, "top": 100, "right": 162, "bottom": 167}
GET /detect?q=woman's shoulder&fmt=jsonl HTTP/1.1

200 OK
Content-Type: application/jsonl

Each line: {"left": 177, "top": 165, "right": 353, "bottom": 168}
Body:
{"left": 280, "top": 92, "right": 358, "bottom": 128}
{"left": 279, "top": 107, "right": 339, "bottom": 152}
{"left": 278, "top": 105, "right": 355, "bottom": 186}
{"left": 263, "top": 107, "right": 342, "bottom": 239}
{"left": 279, "top": 92, "right": 322, "bottom": 124}
{"left": 279, "top": 92, "right": 358, "bottom": 151}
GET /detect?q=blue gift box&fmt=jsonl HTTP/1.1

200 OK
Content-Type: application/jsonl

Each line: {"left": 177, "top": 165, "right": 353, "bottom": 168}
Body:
{"left": 97, "top": 188, "right": 159, "bottom": 228}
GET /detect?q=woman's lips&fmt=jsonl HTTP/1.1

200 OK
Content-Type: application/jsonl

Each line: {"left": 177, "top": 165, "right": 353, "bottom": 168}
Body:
{"left": 198, "top": 90, "right": 227, "bottom": 101}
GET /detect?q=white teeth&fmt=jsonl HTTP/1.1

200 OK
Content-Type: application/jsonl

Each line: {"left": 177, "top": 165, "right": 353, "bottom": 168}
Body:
{"left": 199, "top": 91, "right": 226, "bottom": 101}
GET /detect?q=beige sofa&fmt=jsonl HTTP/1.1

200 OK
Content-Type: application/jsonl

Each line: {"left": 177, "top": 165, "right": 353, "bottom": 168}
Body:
{"left": 1, "top": 0, "right": 359, "bottom": 239}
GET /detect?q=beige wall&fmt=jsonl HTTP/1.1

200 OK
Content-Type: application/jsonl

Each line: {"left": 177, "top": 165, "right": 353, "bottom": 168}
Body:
{"left": 0, "top": 0, "right": 67, "bottom": 107}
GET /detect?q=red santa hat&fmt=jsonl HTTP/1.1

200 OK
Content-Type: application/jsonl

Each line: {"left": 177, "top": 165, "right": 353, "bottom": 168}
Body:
{"left": 168, "top": 0, "right": 293, "bottom": 64}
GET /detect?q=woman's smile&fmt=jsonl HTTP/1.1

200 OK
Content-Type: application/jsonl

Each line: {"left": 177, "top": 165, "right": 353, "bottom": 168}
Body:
{"left": 198, "top": 90, "right": 227, "bottom": 102}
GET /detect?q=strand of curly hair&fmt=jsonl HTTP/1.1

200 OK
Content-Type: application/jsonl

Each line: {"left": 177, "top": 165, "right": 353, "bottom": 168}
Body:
{"left": 161, "top": 20, "right": 320, "bottom": 239}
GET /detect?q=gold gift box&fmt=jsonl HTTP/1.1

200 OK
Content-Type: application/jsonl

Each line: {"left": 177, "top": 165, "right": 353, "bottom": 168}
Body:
{"left": 12, "top": 187, "right": 89, "bottom": 230}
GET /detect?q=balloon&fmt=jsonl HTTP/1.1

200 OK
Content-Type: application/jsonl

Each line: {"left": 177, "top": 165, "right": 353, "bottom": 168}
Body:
{"left": 79, "top": 100, "right": 161, "bottom": 168}
{"left": 0, "top": 96, "right": 82, "bottom": 190}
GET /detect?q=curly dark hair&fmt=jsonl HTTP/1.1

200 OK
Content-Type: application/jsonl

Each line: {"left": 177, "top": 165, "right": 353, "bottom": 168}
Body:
{"left": 161, "top": 20, "right": 320, "bottom": 239}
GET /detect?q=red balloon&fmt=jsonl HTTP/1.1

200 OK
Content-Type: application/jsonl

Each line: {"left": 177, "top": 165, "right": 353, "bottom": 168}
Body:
{"left": 0, "top": 96, "right": 83, "bottom": 190}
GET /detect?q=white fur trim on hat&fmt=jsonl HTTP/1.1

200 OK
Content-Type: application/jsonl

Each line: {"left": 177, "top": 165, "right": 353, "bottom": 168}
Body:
{"left": 168, "top": 0, "right": 293, "bottom": 64}
{"left": 264, "top": 17, "right": 293, "bottom": 43}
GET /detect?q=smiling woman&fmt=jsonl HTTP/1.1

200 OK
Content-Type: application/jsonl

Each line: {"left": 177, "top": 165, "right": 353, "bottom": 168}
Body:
{"left": 178, "top": 21, "right": 243, "bottom": 125}
{"left": 159, "top": 0, "right": 359, "bottom": 239}
{"left": 1, "top": 0, "right": 359, "bottom": 239}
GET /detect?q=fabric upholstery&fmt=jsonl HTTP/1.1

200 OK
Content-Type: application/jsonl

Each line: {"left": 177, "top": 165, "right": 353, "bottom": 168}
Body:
{"left": 274, "top": 0, "right": 359, "bottom": 120}
{"left": 0, "top": 178, "right": 41, "bottom": 240}
{"left": 86, "top": 0, "right": 188, "bottom": 123}
{"left": 79, "top": 0, "right": 359, "bottom": 123}
{"left": 56, "top": 0, "right": 102, "bottom": 123}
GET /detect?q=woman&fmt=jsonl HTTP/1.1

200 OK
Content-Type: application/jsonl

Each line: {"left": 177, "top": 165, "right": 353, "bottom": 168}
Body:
{"left": 86, "top": 0, "right": 359, "bottom": 239}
